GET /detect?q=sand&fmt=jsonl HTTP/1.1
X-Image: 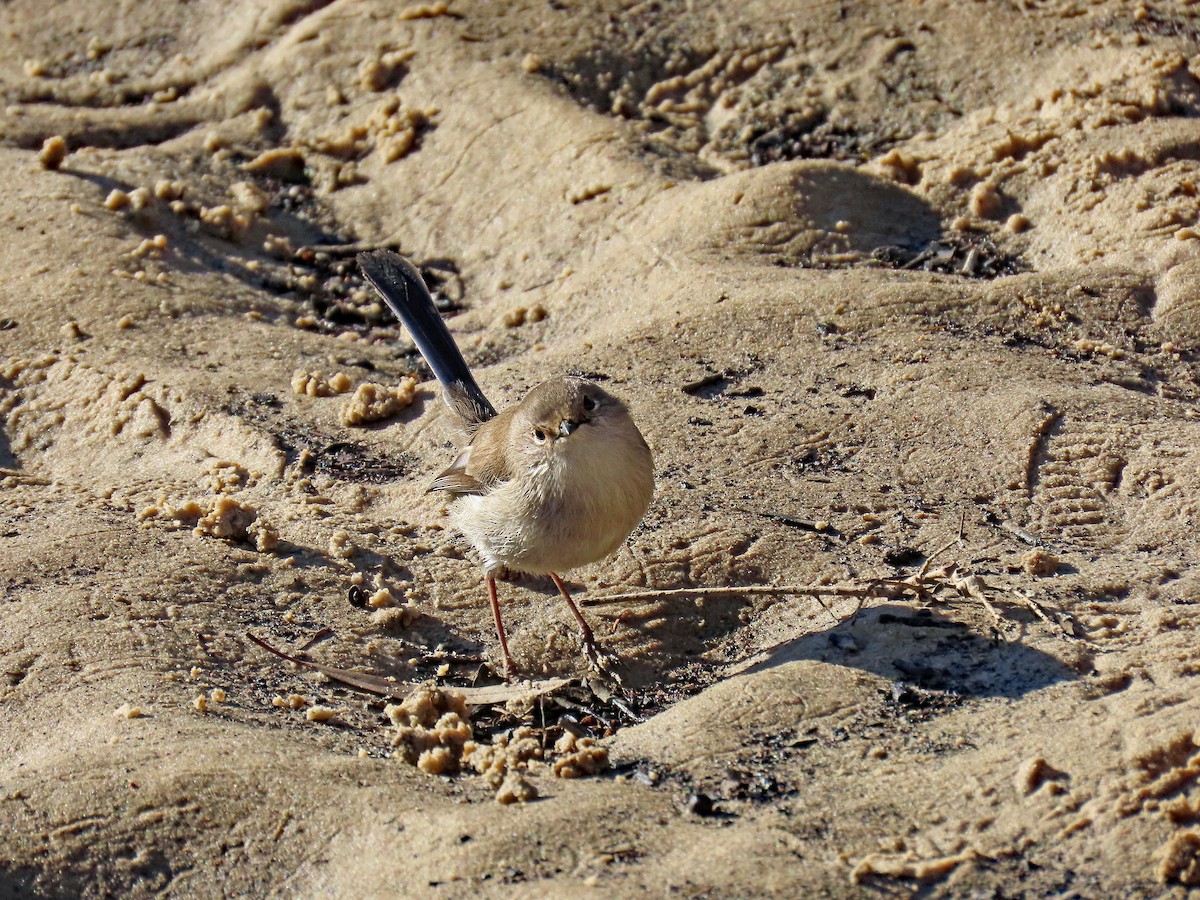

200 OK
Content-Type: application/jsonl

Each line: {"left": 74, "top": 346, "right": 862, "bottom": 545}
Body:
{"left": 3, "top": 0, "right": 1200, "bottom": 895}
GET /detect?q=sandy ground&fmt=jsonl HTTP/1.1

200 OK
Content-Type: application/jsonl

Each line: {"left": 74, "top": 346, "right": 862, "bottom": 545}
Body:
{"left": 4, "top": 0, "right": 1200, "bottom": 895}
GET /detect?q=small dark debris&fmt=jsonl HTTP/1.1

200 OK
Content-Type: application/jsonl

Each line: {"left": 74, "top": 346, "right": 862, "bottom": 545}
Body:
{"left": 841, "top": 386, "right": 876, "bottom": 401}
{"left": 0, "top": 318, "right": 16, "bottom": 330}
{"left": 887, "top": 680, "right": 961, "bottom": 712}
{"left": 872, "top": 233, "right": 1023, "bottom": 279}
{"left": 465, "top": 679, "right": 681, "bottom": 747}
{"left": 877, "top": 611, "right": 962, "bottom": 629}
{"left": 749, "top": 116, "right": 885, "bottom": 166}
{"left": 348, "top": 585, "right": 368, "bottom": 608}
{"left": 684, "top": 792, "right": 716, "bottom": 816}
{"left": 742, "top": 405, "right": 763, "bottom": 417}
{"left": 313, "top": 442, "right": 412, "bottom": 484}
{"left": 785, "top": 447, "right": 848, "bottom": 475}
{"left": 223, "top": 390, "right": 284, "bottom": 423}
{"left": 687, "top": 416, "right": 713, "bottom": 427}
{"left": 501, "top": 868, "right": 527, "bottom": 885}
{"left": 566, "top": 369, "right": 612, "bottom": 381}
{"left": 883, "top": 547, "right": 925, "bottom": 568}
{"left": 727, "top": 386, "right": 764, "bottom": 398}
{"left": 892, "top": 660, "right": 944, "bottom": 684}
{"left": 717, "top": 766, "right": 786, "bottom": 804}
{"left": 682, "top": 373, "right": 730, "bottom": 397}
{"left": 1129, "top": 8, "right": 1200, "bottom": 44}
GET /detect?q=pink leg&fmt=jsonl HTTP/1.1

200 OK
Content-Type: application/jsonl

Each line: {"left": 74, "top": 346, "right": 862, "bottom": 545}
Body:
{"left": 550, "top": 572, "right": 598, "bottom": 664}
{"left": 487, "top": 575, "right": 517, "bottom": 680}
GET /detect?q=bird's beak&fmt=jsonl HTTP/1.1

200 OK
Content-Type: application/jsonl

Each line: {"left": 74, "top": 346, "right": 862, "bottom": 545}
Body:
{"left": 558, "top": 419, "right": 580, "bottom": 437}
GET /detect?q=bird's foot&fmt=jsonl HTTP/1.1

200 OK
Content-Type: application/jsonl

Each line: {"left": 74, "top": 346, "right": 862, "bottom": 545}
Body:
{"left": 582, "top": 641, "right": 623, "bottom": 686}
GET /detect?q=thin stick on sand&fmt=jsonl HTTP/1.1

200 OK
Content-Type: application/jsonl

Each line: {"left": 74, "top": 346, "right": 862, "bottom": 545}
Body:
{"left": 246, "top": 633, "right": 570, "bottom": 705}
{"left": 580, "top": 583, "right": 910, "bottom": 605}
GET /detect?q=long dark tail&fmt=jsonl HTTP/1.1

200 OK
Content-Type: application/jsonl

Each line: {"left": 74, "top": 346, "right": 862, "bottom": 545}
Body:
{"left": 358, "top": 250, "right": 496, "bottom": 425}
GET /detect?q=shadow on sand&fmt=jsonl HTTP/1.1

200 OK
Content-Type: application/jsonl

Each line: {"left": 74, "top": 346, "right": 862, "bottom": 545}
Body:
{"left": 742, "top": 603, "right": 1082, "bottom": 699}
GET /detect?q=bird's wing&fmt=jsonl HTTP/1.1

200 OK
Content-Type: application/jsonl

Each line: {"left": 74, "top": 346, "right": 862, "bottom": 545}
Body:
{"left": 429, "top": 447, "right": 486, "bottom": 495}
{"left": 427, "top": 414, "right": 515, "bottom": 495}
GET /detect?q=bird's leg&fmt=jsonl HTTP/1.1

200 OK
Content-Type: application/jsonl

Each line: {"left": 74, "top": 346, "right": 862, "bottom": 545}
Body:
{"left": 550, "top": 572, "right": 598, "bottom": 666}
{"left": 487, "top": 575, "right": 517, "bottom": 680}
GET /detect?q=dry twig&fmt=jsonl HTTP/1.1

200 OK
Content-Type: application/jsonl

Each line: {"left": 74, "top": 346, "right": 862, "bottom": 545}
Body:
{"left": 246, "top": 633, "right": 570, "bottom": 705}
{"left": 581, "top": 583, "right": 899, "bottom": 606}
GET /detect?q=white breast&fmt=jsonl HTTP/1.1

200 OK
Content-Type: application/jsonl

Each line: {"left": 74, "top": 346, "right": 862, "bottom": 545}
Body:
{"left": 452, "top": 422, "right": 653, "bottom": 575}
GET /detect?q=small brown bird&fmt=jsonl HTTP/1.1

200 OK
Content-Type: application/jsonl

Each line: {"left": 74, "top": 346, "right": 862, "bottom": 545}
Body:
{"left": 358, "top": 251, "right": 654, "bottom": 679}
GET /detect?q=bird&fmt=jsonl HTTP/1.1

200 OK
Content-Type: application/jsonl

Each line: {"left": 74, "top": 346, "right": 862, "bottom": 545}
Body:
{"left": 357, "top": 250, "right": 654, "bottom": 679}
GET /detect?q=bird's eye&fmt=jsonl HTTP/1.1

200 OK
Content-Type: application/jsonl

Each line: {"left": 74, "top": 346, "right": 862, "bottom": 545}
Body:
{"left": 532, "top": 428, "right": 547, "bottom": 443}
{"left": 582, "top": 396, "right": 598, "bottom": 412}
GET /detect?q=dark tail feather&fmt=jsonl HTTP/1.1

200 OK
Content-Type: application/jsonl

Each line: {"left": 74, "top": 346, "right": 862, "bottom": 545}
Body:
{"left": 357, "top": 250, "right": 496, "bottom": 424}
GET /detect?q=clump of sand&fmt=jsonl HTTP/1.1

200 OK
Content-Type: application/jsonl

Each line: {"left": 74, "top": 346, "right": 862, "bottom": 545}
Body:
{"left": 385, "top": 687, "right": 610, "bottom": 801}
{"left": 292, "top": 370, "right": 354, "bottom": 397}
{"left": 387, "top": 688, "right": 474, "bottom": 775}
{"left": 340, "top": 378, "right": 418, "bottom": 426}
{"left": 140, "top": 496, "right": 277, "bottom": 551}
